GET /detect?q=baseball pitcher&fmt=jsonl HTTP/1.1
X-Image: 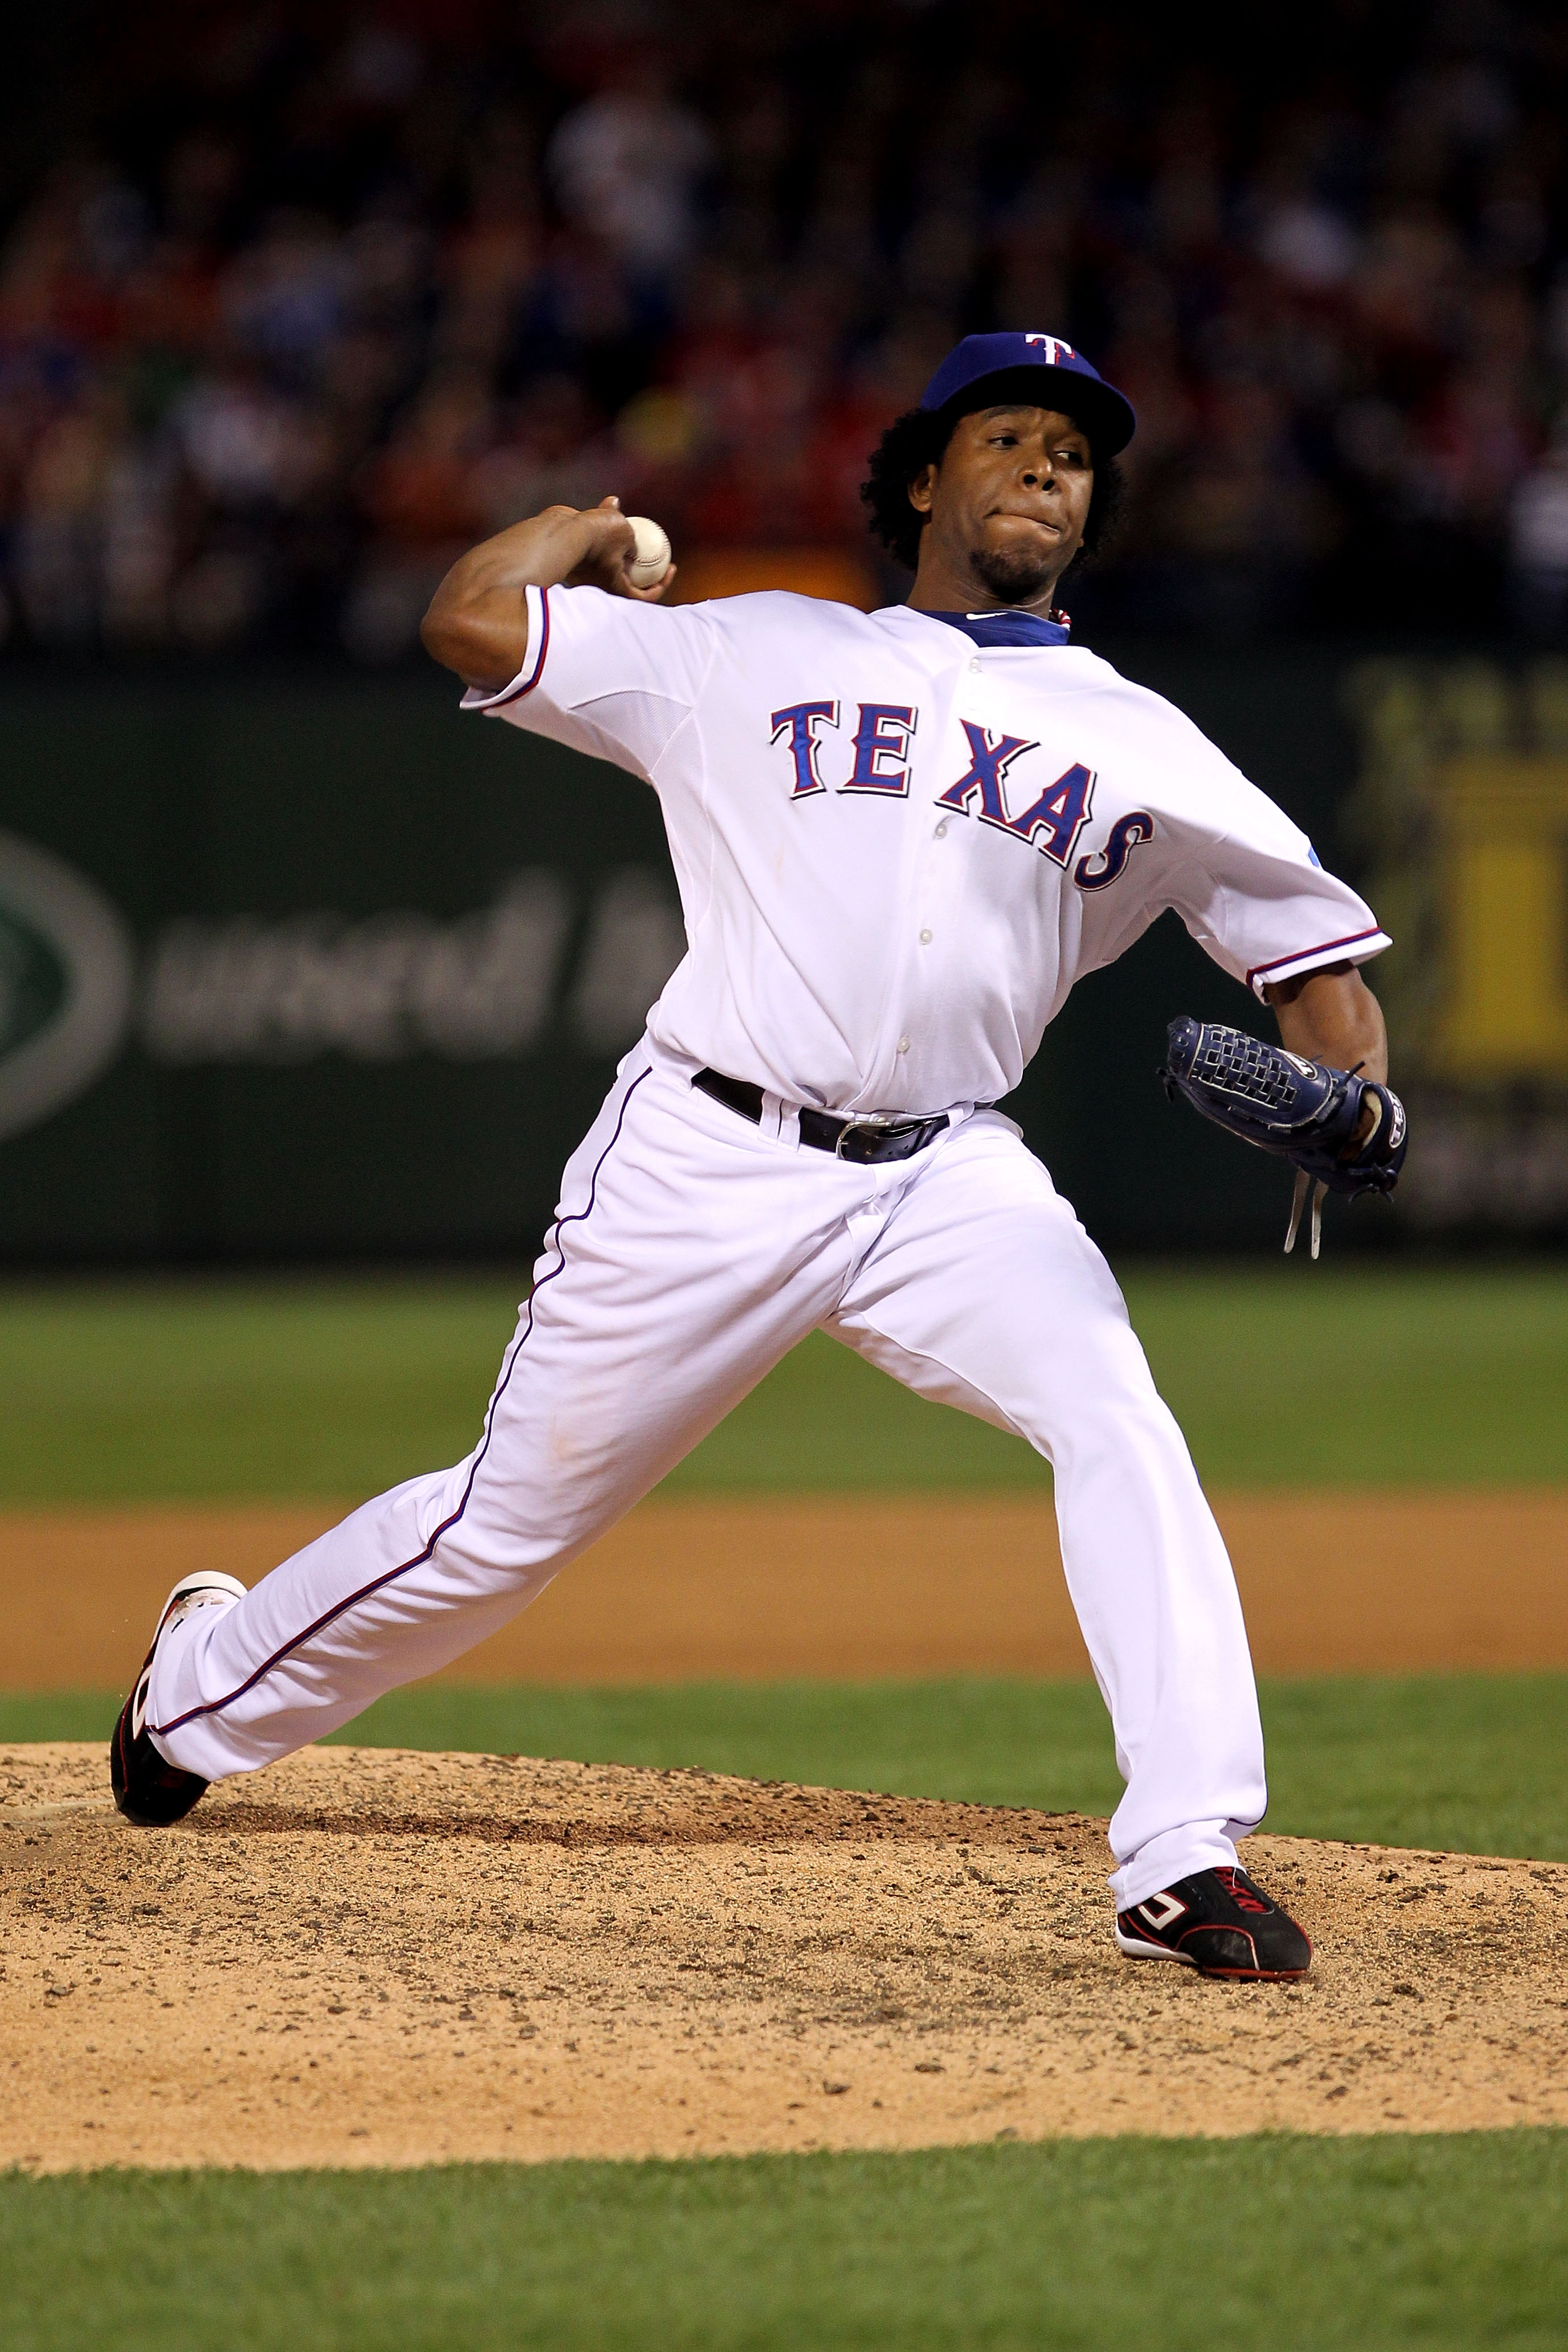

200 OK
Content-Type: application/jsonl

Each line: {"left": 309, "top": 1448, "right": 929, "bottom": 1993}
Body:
{"left": 112, "top": 333, "right": 1405, "bottom": 1981}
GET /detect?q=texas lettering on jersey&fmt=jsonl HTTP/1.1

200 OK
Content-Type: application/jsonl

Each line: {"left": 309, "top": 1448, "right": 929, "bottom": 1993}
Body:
{"left": 769, "top": 700, "right": 1155, "bottom": 888}
{"left": 770, "top": 700, "right": 917, "bottom": 797}
{"left": 468, "top": 584, "right": 1390, "bottom": 1113}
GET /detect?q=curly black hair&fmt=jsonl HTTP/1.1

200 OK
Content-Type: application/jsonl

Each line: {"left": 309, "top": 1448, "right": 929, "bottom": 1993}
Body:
{"left": 860, "top": 405, "right": 1124, "bottom": 575}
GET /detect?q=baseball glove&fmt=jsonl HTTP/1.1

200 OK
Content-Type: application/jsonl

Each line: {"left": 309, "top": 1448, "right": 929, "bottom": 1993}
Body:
{"left": 1158, "top": 1016, "right": 1408, "bottom": 1259}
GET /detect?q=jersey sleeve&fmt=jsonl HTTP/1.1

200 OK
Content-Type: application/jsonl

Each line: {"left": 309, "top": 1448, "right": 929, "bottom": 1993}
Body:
{"left": 460, "top": 583, "right": 717, "bottom": 781}
{"left": 1159, "top": 746, "right": 1390, "bottom": 1002}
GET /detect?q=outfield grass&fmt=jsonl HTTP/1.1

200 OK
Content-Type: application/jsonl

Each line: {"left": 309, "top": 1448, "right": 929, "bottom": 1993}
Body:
{"left": 0, "top": 1263, "right": 1564, "bottom": 1502}
{"left": 4, "top": 2134, "right": 1566, "bottom": 2351}
{"left": 10, "top": 1672, "right": 1565, "bottom": 1861}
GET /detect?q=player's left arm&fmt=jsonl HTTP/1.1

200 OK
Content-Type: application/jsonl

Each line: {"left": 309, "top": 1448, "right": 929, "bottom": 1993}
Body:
{"left": 1263, "top": 961, "right": 1387, "bottom": 1085}
{"left": 1156, "top": 733, "right": 1393, "bottom": 1139}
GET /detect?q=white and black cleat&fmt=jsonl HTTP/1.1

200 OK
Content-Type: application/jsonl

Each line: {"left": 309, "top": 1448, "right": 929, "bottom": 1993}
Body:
{"left": 109, "top": 1573, "right": 247, "bottom": 1827}
{"left": 1116, "top": 1864, "right": 1312, "bottom": 1981}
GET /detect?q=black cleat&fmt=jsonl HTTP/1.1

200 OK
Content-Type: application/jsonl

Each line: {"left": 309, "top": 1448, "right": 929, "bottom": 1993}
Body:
{"left": 110, "top": 1573, "right": 247, "bottom": 1826}
{"left": 1115, "top": 1864, "right": 1312, "bottom": 1981}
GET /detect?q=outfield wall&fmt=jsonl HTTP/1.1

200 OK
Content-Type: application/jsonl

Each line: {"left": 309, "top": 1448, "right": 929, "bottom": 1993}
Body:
{"left": 1, "top": 643, "right": 1563, "bottom": 1259}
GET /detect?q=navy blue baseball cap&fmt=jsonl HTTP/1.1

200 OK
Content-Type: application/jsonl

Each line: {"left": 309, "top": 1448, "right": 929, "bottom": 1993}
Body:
{"left": 919, "top": 332, "right": 1136, "bottom": 456}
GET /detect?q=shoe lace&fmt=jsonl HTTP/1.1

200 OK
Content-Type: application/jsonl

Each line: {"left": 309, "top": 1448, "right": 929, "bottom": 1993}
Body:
{"left": 1215, "top": 1866, "right": 1269, "bottom": 1915}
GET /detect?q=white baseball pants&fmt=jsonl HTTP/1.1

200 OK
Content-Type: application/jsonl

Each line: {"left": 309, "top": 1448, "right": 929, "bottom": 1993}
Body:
{"left": 148, "top": 1041, "right": 1267, "bottom": 1908}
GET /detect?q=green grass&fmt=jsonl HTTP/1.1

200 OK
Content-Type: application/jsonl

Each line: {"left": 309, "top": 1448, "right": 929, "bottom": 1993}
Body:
{"left": 11, "top": 1672, "right": 1565, "bottom": 1860}
{"left": 3, "top": 2135, "right": 1566, "bottom": 2351}
{"left": 0, "top": 1263, "right": 1565, "bottom": 1502}
{"left": 7, "top": 1268, "right": 1561, "bottom": 2342}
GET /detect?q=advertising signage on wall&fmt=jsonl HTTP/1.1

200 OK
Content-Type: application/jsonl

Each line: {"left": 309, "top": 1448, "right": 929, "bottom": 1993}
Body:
{"left": 136, "top": 870, "right": 679, "bottom": 1066}
{"left": 0, "top": 676, "right": 690, "bottom": 1257}
{"left": 1342, "top": 656, "right": 1568, "bottom": 1230}
{"left": 0, "top": 652, "right": 1562, "bottom": 1260}
{"left": 0, "top": 829, "right": 136, "bottom": 1147}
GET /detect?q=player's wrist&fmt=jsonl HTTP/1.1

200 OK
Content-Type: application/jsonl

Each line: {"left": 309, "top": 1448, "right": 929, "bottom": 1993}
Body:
{"left": 562, "top": 510, "right": 640, "bottom": 594}
{"left": 458, "top": 506, "right": 628, "bottom": 595}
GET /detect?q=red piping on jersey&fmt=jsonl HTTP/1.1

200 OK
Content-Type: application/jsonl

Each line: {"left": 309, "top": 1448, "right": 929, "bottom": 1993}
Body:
{"left": 484, "top": 586, "right": 551, "bottom": 706}
{"left": 1246, "top": 925, "right": 1385, "bottom": 995}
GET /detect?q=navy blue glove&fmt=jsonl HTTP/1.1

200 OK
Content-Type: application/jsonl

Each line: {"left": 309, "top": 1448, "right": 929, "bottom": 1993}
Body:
{"left": 1159, "top": 1017, "right": 1407, "bottom": 1258}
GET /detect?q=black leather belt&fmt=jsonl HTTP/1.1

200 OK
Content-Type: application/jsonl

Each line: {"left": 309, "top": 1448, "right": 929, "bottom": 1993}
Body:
{"left": 693, "top": 1067, "right": 949, "bottom": 1165}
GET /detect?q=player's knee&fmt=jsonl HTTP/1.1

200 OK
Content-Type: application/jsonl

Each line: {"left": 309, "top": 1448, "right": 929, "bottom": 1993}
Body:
{"left": 1024, "top": 1330, "right": 1185, "bottom": 1471}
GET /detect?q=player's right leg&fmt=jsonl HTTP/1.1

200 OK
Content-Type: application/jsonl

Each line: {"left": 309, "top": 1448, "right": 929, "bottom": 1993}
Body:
{"left": 129, "top": 1046, "right": 851, "bottom": 1792}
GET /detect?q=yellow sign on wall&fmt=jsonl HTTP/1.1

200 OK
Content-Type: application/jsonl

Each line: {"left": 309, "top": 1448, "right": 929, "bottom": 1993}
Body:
{"left": 1345, "top": 660, "right": 1568, "bottom": 1096}
{"left": 1434, "top": 757, "right": 1568, "bottom": 1079}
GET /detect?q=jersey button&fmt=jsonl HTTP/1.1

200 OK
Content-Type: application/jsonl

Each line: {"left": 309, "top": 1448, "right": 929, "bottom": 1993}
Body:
{"left": 919, "top": 928, "right": 932, "bottom": 944}
{"left": 934, "top": 820, "right": 947, "bottom": 838}
{"left": 968, "top": 659, "right": 980, "bottom": 674}
{"left": 896, "top": 1036, "right": 910, "bottom": 1054}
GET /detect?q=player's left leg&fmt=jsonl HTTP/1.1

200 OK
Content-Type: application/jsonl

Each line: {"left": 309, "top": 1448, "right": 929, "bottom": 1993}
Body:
{"left": 826, "top": 1111, "right": 1267, "bottom": 1919}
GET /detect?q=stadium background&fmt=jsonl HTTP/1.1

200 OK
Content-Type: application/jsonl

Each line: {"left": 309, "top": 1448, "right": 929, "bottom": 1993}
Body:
{"left": 2, "top": 0, "right": 1568, "bottom": 1253}
{"left": 3, "top": 5, "right": 1568, "bottom": 2346}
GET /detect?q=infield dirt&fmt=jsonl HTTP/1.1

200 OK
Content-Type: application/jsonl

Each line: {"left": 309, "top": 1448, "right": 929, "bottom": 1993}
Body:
{"left": 5, "top": 1487, "right": 1568, "bottom": 1687}
{"left": 5, "top": 1742, "right": 1565, "bottom": 2173}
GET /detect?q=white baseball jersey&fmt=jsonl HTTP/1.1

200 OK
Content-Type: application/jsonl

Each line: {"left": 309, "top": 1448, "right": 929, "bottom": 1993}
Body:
{"left": 466, "top": 587, "right": 1390, "bottom": 1116}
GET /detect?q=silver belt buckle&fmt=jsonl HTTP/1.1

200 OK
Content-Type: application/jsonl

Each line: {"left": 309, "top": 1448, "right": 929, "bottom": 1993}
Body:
{"left": 833, "top": 1112, "right": 901, "bottom": 1160}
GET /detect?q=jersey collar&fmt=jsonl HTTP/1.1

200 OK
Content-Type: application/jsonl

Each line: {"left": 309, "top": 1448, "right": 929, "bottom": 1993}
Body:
{"left": 916, "top": 607, "right": 1071, "bottom": 649}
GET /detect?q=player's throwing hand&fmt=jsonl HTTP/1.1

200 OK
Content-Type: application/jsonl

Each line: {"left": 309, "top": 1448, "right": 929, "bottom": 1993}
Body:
{"left": 421, "top": 494, "right": 674, "bottom": 693}
{"left": 562, "top": 498, "right": 676, "bottom": 601}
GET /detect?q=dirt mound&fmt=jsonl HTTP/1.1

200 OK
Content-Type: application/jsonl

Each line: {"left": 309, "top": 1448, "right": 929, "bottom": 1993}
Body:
{"left": 5, "top": 1744, "right": 1566, "bottom": 2171}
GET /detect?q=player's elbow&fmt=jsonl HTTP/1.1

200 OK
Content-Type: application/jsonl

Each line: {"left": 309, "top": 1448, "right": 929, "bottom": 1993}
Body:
{"left": 420, "top": 571, "right": 523, "bottom": 694}
{"left": 417, "top": 594, "right": 468, "bottom": 673}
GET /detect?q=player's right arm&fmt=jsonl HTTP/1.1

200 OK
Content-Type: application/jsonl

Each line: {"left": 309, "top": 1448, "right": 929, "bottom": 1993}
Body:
{"left": 421, "top": 498, "right": 675, "bottom": 693}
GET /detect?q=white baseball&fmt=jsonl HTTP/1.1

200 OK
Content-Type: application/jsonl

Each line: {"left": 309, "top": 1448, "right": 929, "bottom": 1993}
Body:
{"left": 625, "top": 515, "right": 672, "bottom": 588}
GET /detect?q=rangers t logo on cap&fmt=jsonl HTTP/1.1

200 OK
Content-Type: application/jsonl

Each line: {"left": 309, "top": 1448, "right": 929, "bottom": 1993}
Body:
{"left": 918, "top": 330, "right": 1137, "bottom": 456}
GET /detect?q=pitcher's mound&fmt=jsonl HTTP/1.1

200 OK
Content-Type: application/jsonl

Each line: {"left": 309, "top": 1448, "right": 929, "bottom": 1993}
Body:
{"left": 5, "top": 1743, "right": 1566, "bottom": 2171}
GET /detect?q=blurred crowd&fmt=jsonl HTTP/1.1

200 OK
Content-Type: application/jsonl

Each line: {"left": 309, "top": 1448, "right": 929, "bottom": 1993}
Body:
{"left": 3, "top": 0, "right": 1568, "bottom": 658}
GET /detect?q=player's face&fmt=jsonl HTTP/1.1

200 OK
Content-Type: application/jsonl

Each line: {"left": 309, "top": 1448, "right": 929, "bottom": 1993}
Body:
{"left": 909, "top": 406, "right": 1095, "bottom": 606}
